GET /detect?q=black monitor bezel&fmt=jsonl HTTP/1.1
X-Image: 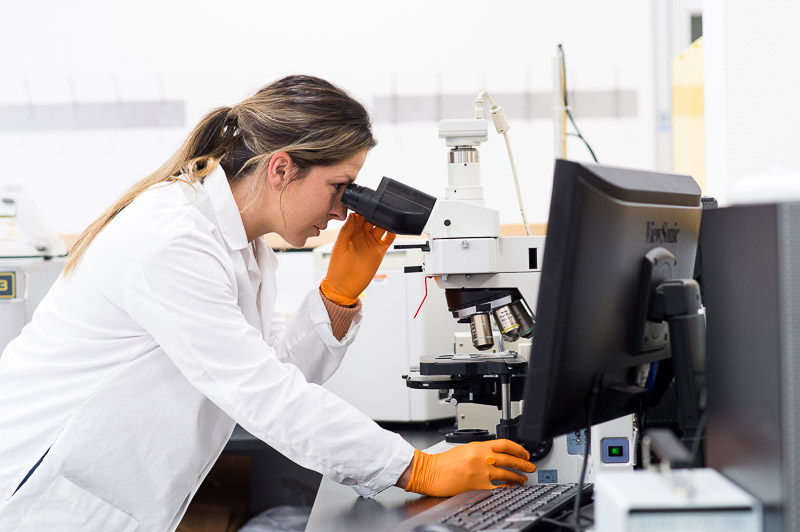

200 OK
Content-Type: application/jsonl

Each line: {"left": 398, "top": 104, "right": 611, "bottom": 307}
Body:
{"left": 519, "top": 159, "right": 702, "bottom": 444}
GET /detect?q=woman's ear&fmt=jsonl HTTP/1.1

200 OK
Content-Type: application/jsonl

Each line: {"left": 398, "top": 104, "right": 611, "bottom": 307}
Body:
{"left": 267, "top": 152, "right": 294, "bottom": 190}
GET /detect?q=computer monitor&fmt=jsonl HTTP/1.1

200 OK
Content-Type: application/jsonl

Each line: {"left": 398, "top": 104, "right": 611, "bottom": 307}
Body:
{"left": 701, "top": 202, "right": 800, "bottom": 530}
{"left": 519, "top": 159, "right": 703, "bottom": 444}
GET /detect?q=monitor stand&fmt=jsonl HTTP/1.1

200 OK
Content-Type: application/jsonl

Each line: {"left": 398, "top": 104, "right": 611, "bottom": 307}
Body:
{"left": 636, "top": 246, "right": 706, "bottom": 461}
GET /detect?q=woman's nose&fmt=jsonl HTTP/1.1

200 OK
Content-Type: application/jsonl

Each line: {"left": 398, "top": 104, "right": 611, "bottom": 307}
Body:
{"left": 330, "top": 198, "right": 347, "bottom": 221}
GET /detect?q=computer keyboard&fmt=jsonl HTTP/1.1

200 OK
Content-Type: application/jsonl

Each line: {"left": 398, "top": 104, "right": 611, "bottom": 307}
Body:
{"left": 394, "top": 483, "right": 592, "bottom": 531}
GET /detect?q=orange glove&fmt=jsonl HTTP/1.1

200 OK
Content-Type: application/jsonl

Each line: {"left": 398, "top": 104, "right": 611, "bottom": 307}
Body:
{"left": 405, "top": 440, "right": 536, "bottom": 498}
{"left": 320, "top": 213, "right": 396, "bottom": 306}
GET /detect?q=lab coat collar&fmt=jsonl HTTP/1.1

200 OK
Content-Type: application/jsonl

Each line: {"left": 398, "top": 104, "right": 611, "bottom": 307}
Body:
{"left": 204, "top": 165, "right": 249, "bottom": 251}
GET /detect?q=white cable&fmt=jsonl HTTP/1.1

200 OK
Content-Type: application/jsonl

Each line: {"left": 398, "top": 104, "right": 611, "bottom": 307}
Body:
{"left": 475, "top": 91, "right": 498, "bottom": 115}
{"left": 501, "top": 131, "right": 531, "bottom": 236}
{"left": 476, "top": 92, "right": 531, "bottom": 236}
{"left": 474, "top": 94, "right": 486, "bottom": 120}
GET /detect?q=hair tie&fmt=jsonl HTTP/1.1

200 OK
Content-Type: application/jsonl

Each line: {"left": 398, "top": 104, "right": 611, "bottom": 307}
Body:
{"left": 223, "top": 108, "right": 239, "bottom": 139}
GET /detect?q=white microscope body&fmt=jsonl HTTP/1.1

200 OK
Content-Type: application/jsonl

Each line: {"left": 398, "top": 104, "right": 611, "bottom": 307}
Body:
{"left": 424, "top": 118, "right": 543, "bottom": 347}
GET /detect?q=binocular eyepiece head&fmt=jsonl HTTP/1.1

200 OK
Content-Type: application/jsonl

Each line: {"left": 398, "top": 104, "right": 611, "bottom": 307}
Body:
{"left": 341, "top": 177, "right": 436, "bottom": 235}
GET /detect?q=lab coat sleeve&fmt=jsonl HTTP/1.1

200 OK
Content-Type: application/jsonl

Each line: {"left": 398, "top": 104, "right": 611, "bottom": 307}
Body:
{"left": 266, "top": 290, "right": 361, "bottom": 385}
{"left": 121, "top": 230, "right": 414, "bottom": 496}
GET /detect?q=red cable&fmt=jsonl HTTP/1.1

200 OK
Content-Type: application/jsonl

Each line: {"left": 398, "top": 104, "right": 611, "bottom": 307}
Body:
{"left": 413, "top": 276, "right": 436, "bottom": 319}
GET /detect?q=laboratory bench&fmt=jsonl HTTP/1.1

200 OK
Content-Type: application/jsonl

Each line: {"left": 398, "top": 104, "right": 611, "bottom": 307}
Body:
{"left": 306, "top": 474, "right": 595, "bottom": 532}
{"left": 304, "top": 420, "right": 593, "bottom": 531}
{"left": 203, "top": 420, "right": 592, "bottom": 530}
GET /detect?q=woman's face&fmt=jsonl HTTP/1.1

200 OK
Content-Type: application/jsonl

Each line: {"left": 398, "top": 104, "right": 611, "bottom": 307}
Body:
{"left": 278, "top": 150, "right": 367, "bottom": 247}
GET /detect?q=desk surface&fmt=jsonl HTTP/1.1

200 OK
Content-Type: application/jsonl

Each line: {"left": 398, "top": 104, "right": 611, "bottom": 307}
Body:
{"left": 306, "top": 476, "right": 444, "bottom": 531}
{"left": 307, "top": 477, "right": 595, "bottom": 532}
{"left": 305, "top": 422, "right": 594, "bottom": 531}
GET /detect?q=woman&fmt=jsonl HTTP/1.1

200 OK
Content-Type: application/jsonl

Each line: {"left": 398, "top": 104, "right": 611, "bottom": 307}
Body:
{"left": 0, "top": 75, "right": 534, "bottom": 531}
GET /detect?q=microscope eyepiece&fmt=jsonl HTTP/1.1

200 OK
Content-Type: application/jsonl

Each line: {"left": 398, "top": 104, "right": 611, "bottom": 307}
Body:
{"left": 340, "top": 182, "right": 365, "bottom": 207}
{"left": 341, "top": 177, "right": 436, "bottom": 235}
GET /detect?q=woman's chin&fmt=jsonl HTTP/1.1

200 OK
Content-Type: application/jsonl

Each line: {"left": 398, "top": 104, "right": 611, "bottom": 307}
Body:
{"left": 285, "top": 231, "right": 312, "bottom": 248}
{"left": 285, "top": 236, "right": 307, "bottom": 248}
{"left": 279, "top": 227, "right": 318, "bottom": 248}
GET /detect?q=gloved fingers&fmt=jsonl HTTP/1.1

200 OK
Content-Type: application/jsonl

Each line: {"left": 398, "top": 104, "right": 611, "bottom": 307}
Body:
{"left": 338, "top": 212, "right": 362, "bottom": 239}
{"left": 488, "top": 439, "right": 531, "bottom": 460}
{"left": 488, "top": 467, "right": 529, "bottom": 486}
{"left": 368, "top": 223, "right": 383, "bottom": 240}
{"left": 489, "top": 453, "right": 536, "bottom": 473}
{"left": 367, "top": 222, "right": 395, "bottom": 244}
{"left": 381, "top": 230, "right": 397, "bottom": 246}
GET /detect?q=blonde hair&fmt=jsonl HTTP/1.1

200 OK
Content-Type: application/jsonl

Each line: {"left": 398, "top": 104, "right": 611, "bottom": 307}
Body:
{"left": 65, "top": 75, "right": 377, "bottom": 275}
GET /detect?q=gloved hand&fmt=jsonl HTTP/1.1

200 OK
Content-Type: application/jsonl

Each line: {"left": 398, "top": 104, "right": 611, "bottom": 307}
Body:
{"left": 405, "top": 440, "right": 536, "bottom": 497}
{"left": 320, "top": 213, "right": 396, "bottom": 306}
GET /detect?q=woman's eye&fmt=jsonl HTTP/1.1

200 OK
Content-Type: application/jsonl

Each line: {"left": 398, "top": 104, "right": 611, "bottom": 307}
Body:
{"left": 334, "top": 183, "right": 345, "bottom": 192}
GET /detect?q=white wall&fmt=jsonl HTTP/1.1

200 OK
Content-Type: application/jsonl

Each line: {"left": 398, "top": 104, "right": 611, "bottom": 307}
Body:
{"left": 1, "top": 0, "right": 661, "bottom": 235}
{"left": 704, "top": 0, "right": 800, "bottom": 205}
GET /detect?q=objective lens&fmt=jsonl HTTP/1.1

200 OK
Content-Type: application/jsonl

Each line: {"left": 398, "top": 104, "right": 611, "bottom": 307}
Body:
{"left": 510, "top": 300, "right": 535, "bottom": 339}
{"left": 469, "top": 313, "right": 494, "bottom": 351}
{"left": 493, "top": 305, "right": 520, "bottom": 342}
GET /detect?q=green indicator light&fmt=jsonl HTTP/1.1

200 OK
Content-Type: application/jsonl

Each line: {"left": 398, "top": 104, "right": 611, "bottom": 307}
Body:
{"left": 610, "top": 446, "right": 622, "bottom": 456}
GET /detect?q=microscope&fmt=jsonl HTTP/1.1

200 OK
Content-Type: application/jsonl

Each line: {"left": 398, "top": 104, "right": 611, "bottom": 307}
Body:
{"left": 406, "top": 118, "right": 544, "bottom": 447}
{"left": 342, "top": 114, "right": 633, "bottom": 484}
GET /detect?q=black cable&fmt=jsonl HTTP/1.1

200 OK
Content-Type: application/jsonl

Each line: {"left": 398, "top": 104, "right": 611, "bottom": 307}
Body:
{"left": 689, "top": 408, "right": 708, "bottom": 467}
{"left": 634, "top": 402, "right": 648, "bottom": 470}
{"left": 566, "top": 130, "right": 599, "bottom": 163}
{"left": 559, "top": 44, "right": 571, "bottom": 108}
{"left": 572, "top": 375, "right": 600, "bottom": 531}
{"left": 550, "top": 505, "right": 595, "bottom": 525}
{"left": 539, "top": 516, "right": 588, "bottom": 531}
{"left": 634, "top": 377, "right": 655, "bottom": 470}
{"left": 558, "top": 44, "right": 599, "bottom": 163}
{"left": 573, "top": 434, "right": 591, "bottom": 529}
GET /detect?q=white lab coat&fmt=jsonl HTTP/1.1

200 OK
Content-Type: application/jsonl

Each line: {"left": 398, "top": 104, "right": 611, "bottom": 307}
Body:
{"left": 0, "top": 167, "right": 414, "bottom": 531}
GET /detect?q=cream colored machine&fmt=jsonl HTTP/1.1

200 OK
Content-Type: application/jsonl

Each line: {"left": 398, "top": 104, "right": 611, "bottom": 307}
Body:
{"left": 313, "top": 243, "right": 458, "bottom": 422}
{"left": 0, "top": 186, "right": 67, "bottom": 356}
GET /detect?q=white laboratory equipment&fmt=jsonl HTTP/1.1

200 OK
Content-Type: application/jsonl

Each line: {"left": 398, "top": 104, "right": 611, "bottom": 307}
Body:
{"left": 595, "top": 468, "right": 762, "bottom": 532}
{"left": 0, "top": 186, "right": 67, "bottom": 356}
